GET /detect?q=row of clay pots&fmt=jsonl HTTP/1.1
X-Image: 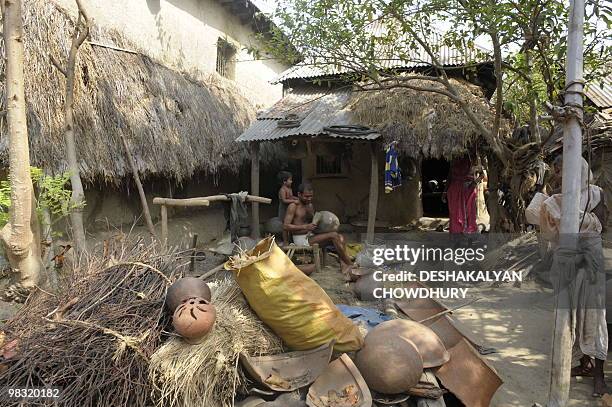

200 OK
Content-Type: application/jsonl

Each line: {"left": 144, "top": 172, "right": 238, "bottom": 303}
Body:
{"left": 165, "top": 277, "right": 216, "bottom": 344}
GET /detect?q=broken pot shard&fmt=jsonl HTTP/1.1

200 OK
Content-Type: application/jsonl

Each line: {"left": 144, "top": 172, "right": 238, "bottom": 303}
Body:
{"left": 307, "top": 354, "right": 372, "bottom": 407}
{"left": 240, "top": 341, "right": 334, "bottom": 392}
{"left": 395, "top": 291, "right": 480, "bottom": 349}
{"left": 434, "top": 338, "right": 503, "bottom": 407}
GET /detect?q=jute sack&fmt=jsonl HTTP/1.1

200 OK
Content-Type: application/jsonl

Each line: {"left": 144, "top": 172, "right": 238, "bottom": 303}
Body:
{"left": 225, "top": 236, "right": 363, "bottom": 352}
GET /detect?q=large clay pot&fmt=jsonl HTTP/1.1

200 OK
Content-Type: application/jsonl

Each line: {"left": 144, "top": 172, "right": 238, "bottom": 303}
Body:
{"left": 313, "top": 211, "right": 340, "bottom": 233}
{"left": 166, "top": 277, "right": 212, "bottom": 312}
{"left": 264, "top": 217, "right": 284, "bottom": 234}
{"left": 355, "top": 332, "right": 423, "bottom": 394}
{"left": 352, "top": 273, "right": 382, "bottom": 301}
{"left": 366, "top": 319, "right": 449, "bottom": 368}
{"left": 172, "top": 296, "right": 217, "bottom": 344}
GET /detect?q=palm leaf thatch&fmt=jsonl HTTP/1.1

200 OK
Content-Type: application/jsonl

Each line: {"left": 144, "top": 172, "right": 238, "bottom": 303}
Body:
{"left": 350, "top": 78, "right": 499, "bottom": 159}
{"left": 0, "top": 0, "right": 256, "bottom": 184}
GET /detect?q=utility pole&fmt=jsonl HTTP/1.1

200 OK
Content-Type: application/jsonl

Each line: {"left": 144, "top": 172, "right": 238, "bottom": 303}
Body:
{"left": 547, "top": 0, "right": 584, "bottom": 406}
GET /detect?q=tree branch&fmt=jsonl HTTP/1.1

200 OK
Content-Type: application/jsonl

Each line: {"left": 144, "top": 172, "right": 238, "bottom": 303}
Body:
{"left": 49, "top": 53, "right": 67, "bottom": 77}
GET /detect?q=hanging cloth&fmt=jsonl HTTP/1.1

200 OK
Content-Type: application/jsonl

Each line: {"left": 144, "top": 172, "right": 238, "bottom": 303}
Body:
{"left": 384, "top": 144, "right": 402, "bottom": 193}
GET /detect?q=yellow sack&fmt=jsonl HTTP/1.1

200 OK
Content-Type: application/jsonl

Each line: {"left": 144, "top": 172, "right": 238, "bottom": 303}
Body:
{"left": 225, "top": 236, "right": 363, "bottom": 352}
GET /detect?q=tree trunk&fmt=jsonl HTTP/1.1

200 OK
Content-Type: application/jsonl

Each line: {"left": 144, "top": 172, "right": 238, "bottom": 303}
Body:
{"left": 525, "top": 50, "right": 541, "bottom": 143}
{"left": 49, "top": 1, "right": 91, "bottom": 256}
{"left": 64, "top": 38, "right": 87, "bottom": 255}
{"left": 0, "top": 0, "right": 44, "bottom": 288}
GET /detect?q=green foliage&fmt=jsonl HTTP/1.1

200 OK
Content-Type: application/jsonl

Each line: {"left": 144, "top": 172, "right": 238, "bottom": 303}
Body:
{"left": 262, "top": 0, "right": 611, "bottom": 130}
{"left": 0, "top": 167, "right": 83, "bottom": 230}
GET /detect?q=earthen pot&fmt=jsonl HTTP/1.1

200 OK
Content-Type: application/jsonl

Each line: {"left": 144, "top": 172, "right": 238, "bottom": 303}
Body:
{"left": 172, "top": 296, "right": 217, "bottom": 344}
{"left": 166, "top": 277, "right": 212, "bottom": 312}
{"left": 366, "top": 319, "right": 450, "bottom": 368}
{"left": 355, "top": 333, "right": 423, "bottom": 394}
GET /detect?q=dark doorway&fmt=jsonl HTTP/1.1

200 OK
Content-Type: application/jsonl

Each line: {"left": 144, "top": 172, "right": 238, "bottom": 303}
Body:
{"left": 422, "top": 158, "right": 450, "bottom": 217}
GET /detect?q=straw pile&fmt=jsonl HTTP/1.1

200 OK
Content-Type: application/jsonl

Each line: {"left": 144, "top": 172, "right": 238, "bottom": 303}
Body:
{"left": 0, "top": 0, "right": 257, "bottom": 184}
{"left": 350, "top": 78, "right": 499, "bottom": 159}
{"left": 149, "top": 278, "right": 283, "bottom": 407}
{"left": 0, "top": 241, "right": 180, "bottom": 407}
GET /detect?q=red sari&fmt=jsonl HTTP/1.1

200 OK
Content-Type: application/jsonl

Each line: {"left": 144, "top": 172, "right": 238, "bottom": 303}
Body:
{"left": 447, "top": 157, "right": 478, "bottom": 234}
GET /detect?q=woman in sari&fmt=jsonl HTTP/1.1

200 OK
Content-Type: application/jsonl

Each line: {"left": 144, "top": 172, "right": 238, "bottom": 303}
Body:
{"left": 444, "top": 155, "right": 483, "bottom": 234}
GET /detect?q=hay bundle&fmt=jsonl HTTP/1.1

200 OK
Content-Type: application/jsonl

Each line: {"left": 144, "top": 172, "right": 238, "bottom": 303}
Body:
{"left": 0, "top": 243, "right": 179, "bottom": 407}
{"left": 149, "top": 278, "right": 283, "bottom": 407}
{"left": 350, "top": 78, "right": 502, "bottom": 159}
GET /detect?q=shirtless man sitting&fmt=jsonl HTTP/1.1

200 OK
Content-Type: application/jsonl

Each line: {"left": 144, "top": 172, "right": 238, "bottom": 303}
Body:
{"left": 283, "top": 183, "right": 354, "bottom": 274}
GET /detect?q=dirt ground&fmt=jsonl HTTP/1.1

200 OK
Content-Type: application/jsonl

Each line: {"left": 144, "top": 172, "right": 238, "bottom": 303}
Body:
{"left": 1, "top": 232, "right": 611, "bottom": 406}
{"left": 309, "top": 244, "right": 612, "bottom": 407}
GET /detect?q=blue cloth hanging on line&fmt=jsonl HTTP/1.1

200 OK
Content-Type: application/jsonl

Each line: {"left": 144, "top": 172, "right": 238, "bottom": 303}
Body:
{"left": 385, "top": 144, "right": 402, "bottom": 193}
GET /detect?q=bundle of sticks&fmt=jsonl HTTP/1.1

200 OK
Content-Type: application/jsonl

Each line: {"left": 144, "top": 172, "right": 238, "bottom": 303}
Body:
{"left": 0, "top": 242, "right": 181, "bottom": 407}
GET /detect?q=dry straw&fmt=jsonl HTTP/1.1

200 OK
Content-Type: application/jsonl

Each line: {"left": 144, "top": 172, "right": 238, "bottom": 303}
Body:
{"left": 350, "top": 78, "right": 502, "bottom": 159}
{"left": 0, "top": 0, "right": 258, "bottom": 184}
{"left": 149, "top": 278, "right": 283, "bottom": 407}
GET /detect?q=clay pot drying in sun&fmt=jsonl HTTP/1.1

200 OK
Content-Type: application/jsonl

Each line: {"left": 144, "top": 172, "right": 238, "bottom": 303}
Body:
{"left": 369, "top": 319, "right": 450, "bottom": 368}
{"left": 166, "top": 277, "right": 212, "bottom": 312}
{"left": 355, "top": 332, "right": 423, "bottom": 394}
{"left": 172, "top": 296, "right": 217, "bottom": 344}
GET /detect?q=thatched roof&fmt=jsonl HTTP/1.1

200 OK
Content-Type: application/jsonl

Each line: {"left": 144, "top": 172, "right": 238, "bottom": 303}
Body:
{"left": 349, "top": 78, "right": 500, "bottom": 159}
{"left": 0, "top": 0, "right": 257, "bottom": 184}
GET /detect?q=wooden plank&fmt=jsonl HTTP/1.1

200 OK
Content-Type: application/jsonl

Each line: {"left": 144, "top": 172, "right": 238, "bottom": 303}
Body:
{"left": 251, "top": 142, "right": 261, "bottom": 239}
{"left": 152, "top": 195, "right": 271, "bottom": 206}
{"left": 201, "top": 194, "right": 271, "bottom": 204}
{"left": 153, "top": 197, "right": 210, "bottom": 207}
{"left": 160, "top": 204, "right": 168, "bottom": 246}
{"left": 366, "top": 143, "right": 379, "bottom": 243}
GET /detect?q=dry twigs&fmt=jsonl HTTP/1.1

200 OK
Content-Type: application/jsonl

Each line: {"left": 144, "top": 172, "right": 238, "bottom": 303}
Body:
{"left": 0, "top": 240, "right": 180, "bottom": 407}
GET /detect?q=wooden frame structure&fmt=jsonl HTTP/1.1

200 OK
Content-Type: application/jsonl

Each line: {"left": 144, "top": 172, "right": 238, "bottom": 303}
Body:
{"left": 153, "top": 194, "right": 271, "bottom": 245}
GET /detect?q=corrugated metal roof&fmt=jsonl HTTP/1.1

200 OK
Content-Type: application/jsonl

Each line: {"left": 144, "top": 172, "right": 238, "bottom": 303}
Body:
{"left": 237, "top": 89, "right": 381, "bottom": 142}
{"left": 273, "top": 25, "right": 492, "bottom": 83}
{"left": 585, "top": 77, "right": 612, "bottom": 109}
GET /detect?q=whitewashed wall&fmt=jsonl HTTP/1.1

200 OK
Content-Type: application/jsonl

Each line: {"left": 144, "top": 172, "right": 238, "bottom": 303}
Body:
{"left": 54, "top": 0, "right": 286, "bottom": 109}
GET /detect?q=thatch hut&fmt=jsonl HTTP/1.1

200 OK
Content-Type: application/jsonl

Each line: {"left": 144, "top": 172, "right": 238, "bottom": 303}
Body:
{"left": 0, "top": 0, "right": 282, "bottom": 241}
{"left": 237, "top": 73, "right": 500, "bottom": 238}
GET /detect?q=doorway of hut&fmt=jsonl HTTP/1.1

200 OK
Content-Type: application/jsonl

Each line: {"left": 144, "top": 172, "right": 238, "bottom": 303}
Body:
{"left": 421, "top": 158, "right": 450, "bottom": 217}
{"left": 259, "top": 159, "right": 303, "bottom": 220}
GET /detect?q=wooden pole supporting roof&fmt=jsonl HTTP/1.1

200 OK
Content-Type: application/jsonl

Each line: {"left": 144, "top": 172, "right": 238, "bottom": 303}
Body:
{"left": 366, "top": 142, "right": 379, "bottom": 244}
{"left": 250, "top": 142, "right": 261, "bottom": 239}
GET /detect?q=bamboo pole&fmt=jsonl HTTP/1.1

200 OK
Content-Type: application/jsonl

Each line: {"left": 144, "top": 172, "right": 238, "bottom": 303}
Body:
{"left": 152, "top": 195, "right": 271, "bottom": 206}
{"left": 366, "top": 142, "right": 379, "bottom": 243}
{"left": 547, "top": 1, "right": 584, "bottom": 405}
{"left": 120, "top": 134, "right": 156, "bottom": 238}
{"left": 160, "top": 204, "right": 168, "bottom": 246}
{"left": 250, "top": 142, "right": 261, "bottom": 239}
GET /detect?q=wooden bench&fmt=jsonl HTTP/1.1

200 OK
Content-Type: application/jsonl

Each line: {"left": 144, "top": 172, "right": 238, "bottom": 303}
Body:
{"left": 280, "top": 243, "right": 322, "bottom": 274}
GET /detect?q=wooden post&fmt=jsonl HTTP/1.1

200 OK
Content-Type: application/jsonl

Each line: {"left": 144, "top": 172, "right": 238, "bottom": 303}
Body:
{"left": 160, "top": 204, "right": 168, "bottom": 246}
{"left": 120, "top": 134, "right": 157, "bottom": 239}
{"left": 189, "top": 233, "right": 198, "bottom": 272}
{"left": 366, "top": 142, "right": 379, "bottom": 243}
{"left": 250, "top": 142, "right": 260, "bottom": 239}
{"left": 547, "top": 1, "right": 584, "bottom": 406}
{"left": 312, "top": 243, "right": 321, "bottom": 274}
